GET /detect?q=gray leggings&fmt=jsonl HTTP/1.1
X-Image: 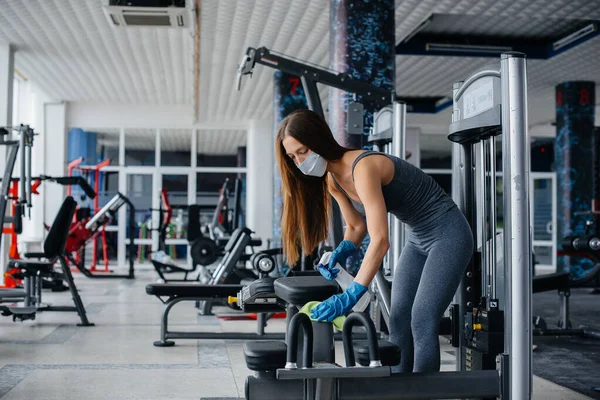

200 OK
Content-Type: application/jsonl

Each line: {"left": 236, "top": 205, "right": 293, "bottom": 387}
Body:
{"left": 388, "top": 207, "right": 473, "bottom": 373}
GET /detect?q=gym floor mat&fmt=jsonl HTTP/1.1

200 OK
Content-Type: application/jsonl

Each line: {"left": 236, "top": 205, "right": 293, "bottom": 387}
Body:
{"left": 533, "top": 287, "right": 600, "bottom": 399}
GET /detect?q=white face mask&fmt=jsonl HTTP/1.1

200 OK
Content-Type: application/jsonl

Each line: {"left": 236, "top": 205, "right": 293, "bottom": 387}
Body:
{"left": 297, "top": 151, "right": 327, "bottom": 177}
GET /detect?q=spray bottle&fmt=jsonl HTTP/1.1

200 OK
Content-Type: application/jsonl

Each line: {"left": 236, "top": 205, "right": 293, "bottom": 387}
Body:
{"left": 317, "top": 252, "right": 371, "bottom": 312}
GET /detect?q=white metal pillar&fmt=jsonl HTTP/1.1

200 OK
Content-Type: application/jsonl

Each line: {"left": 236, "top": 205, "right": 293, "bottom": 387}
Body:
{"left": 0, "top": 43, "right": 14, "bottom": 276}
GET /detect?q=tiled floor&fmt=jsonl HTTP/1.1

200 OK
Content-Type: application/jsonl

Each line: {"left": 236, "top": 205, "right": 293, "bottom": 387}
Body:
{"left": 0, "top": 267, "right": 593, "bottom": 399}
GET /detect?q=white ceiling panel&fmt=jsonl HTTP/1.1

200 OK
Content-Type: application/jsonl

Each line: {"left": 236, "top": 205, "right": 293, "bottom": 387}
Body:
{"left": 0, "top": 0, "right": 191, "bottom": 104}
{"left": 205, "top": 0, "right": 330, "bottom": 122}
{"left": 0, "top": 0, "right": 597, "bottom": 146}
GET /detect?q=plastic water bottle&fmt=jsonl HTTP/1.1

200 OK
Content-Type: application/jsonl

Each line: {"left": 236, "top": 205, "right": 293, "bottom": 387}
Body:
{"left": 317, "top": 252, "right": 371, "bottom": 312}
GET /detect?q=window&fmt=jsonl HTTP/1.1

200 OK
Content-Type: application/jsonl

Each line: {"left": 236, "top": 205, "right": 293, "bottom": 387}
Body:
{"left": 161, "top": 129, "right": 192, "bottom": 166}
{"left": 197, "top": 129, "right": 247, "bottom": 167}
{"left": 419, "top": 134, "right": 452, "bottom": 169}
{"left": 196, "top": 173, "right": 246, "bottom": 230}
{"left": 92, "top": 129, "right": 120, "bottom": 165}
{"left": 125, "top": 128, "right": 156, "bottom": 166}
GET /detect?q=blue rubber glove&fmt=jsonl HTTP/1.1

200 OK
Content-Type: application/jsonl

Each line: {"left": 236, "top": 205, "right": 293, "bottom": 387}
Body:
{"left": 310, "top": 281, "right": 368, "bottom": 323}
{"left": 317, "top": 262, "right": 339, "bottom": 280}
{"left": 329, "top": 240, "right": 357, "bottom": 273}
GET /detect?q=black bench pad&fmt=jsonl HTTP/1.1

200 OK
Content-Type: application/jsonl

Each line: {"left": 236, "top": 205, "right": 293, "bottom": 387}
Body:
{"left": 7, "top": 259, "right": 55, "bottom": 275}
{"left": 145, "top": 283, "right": 243, "bottom": 297}
{"left": 354, "top": 340, "right": 400, "bottom": 367}
{"left": 532, "top": 272, "right": 571, "bottom": 293}
{"left": 274, "top": 276, "right": 339, "bottom": 306}
{"left": 22, "top": 252, "right": 47, "bottom": 259}
{"left": 243, "top": 341, "right": 287, "bottom": 371}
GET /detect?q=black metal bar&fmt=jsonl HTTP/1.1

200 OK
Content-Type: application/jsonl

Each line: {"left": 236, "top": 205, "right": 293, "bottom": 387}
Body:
{"left": 299, "top": 76, "right": 324, "bottom": 117}
{"left": 53, "top": 176, "right": 97, "bottom": 198}
{"left": 583, "top": 327, "right": 600, "bottom": 340}
{"left": 57, "top": 256, "right": 94, "bottom": 326}
{"left": 277, "top": 364, "right": 390, "bottom": 380}
{"left": 0, "top": 144, "right": 20, "bottom": 253}
{"left": 342, "top": 312, "right": 380, "bottom": 367}
{"left": 38, "top": 306, "right": 77, "bottom": 312}
{"left": 154, "top": 295, "right": 286, "bottom": 346}
{"left": 166, "top": 332, "right": 286, "bottom": 340}
{"left": 285, "top": 313, "right": 313, "bottom": 369}
{"left": 533, "top": 328, "right": 587, "bottom": 336}
{"left": 232, "top": 178, "right": 242, "bottom": 231}
{"left": 19, "top": 126, "right": 26, "bottom": 204}
{"left": 252, "top": 47, "right": 392, "bottom": 107}
{"left": 338, "top": 370, "right": 501, "bottom": 399}
{"left": 122, "top": 193, "right": 136, "bottom": 279}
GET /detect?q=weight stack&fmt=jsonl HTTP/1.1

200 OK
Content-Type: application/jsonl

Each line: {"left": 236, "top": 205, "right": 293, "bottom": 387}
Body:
{"left": 464, "top": 308, "right": 504, "bottom": 371}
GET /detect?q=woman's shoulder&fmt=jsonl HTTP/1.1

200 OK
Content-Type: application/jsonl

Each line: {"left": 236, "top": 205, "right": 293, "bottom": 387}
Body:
{"left": 351, "top": 150, "right": 395, "bottom": 182}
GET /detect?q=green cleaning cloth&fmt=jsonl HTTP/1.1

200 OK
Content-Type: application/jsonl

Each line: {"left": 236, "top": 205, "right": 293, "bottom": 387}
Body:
{"left": 299, "top": 301, "right": 346, "bottom": 331}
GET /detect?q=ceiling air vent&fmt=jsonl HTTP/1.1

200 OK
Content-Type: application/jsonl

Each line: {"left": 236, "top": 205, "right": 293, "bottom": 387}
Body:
{"left": 102, "top": 0, "right": 188, "bottom": 28}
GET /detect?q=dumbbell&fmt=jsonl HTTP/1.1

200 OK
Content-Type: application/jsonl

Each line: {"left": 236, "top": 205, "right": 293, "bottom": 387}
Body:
{"left": 562, "top": 235, "right": 600, "bottom": 252}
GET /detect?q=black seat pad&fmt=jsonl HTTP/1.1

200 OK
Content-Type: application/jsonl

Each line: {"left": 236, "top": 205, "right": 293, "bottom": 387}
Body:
{"left": 532, "top": 272, "right": 571, "bottom": 293}
{"left": 151, "top": 260, "right": 193, "bottom": 273}
{"left": 354, "top": 340, "right": 400, "bottom": 367}
{"left": 274, "top": 276, "right": 339, "bottom": 306}
{"left": 243, "top": 341, "right": 287, "bottom": 371}
{"left": 7, "top": 259, "right": 55, "bottom": 275}
{"left": 22, "top": 252, "right": 47, "bottom": 259}
{"left": 145, "top": 283, "right": 243, "bottom": 297}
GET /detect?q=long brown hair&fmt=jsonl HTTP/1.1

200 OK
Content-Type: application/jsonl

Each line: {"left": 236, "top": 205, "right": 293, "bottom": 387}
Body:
{"left": 275, "top": 109, "right": 349, "bottom": 266}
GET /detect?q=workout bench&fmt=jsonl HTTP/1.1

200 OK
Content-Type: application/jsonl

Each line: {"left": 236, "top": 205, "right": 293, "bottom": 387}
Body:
{"left": 146, "top": 283, "right": 286, "bottom": 346}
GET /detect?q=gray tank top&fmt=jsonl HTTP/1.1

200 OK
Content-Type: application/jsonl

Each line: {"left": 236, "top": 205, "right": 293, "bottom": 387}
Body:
{"left": 331, "top": 150, "right": 456, "bottom": 229}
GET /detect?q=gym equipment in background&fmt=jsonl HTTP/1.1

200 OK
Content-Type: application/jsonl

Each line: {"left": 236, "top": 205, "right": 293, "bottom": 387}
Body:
{"left": 0, "top": 125, "right": 36, "bottom": 263}
{"left": 530, "top": 220, "right": 600, "bottom": 336}
{"left": 0, "top": 197, "right": 93, "bottom": 326}
{"left": 66, "top": 192, "right": 136, "bottom": 279}
{"left": 150, "top": 188, "right": 196, "bottom": 282}
{"left": 529, "top": 126, "right": 600, "bottom": 335}
{"left": 146, "top": 232, "right": 283, "bottom": 347}
{"left": 1, "top": 174, "right": 97, "bottom": 291}
{"left": 561, "top": 220, "right": 600, "bottom": 290}
{"left": 66, "top": 157, "right": 115, "bottom": 273}
{"left": 151, "top": 177, "right": 248, "bottom": 282}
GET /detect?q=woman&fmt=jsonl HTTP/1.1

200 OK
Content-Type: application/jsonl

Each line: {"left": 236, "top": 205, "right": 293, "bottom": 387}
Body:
{"left": 276, "top": 109, "right": 473, "bottom": 373}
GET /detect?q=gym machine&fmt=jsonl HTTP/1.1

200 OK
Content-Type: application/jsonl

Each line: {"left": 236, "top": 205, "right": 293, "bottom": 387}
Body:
{"left": 189, "top": 177, "right": 248, "bottom": 267}
{"left": 146, "top": 235, "right": 285, "bottom": 347}
{"left": 66, "top": 157, "right": 114, "bottom": 273}
{"left": 236, "top": 52, "right": 531, "bottom": 400}
{"left": 448, "top": 52, "right": 531, "bottom": 397}
{"left": 0, "top": 197, "right": 93, "bottom": 326}
{"left": 68, "top": 192, "right": 136, "bottom": 279}
{"left": 1, "top": 174, "right": 97, "bottom": 291}
{"left": 531, "top": 222, "right": 600, "bottom": 338}
{"left": 527, "top": 129, "right": 600, "bottom": 335}
{"left": 0, "top": 125, "right": 35, "bottom": 263}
